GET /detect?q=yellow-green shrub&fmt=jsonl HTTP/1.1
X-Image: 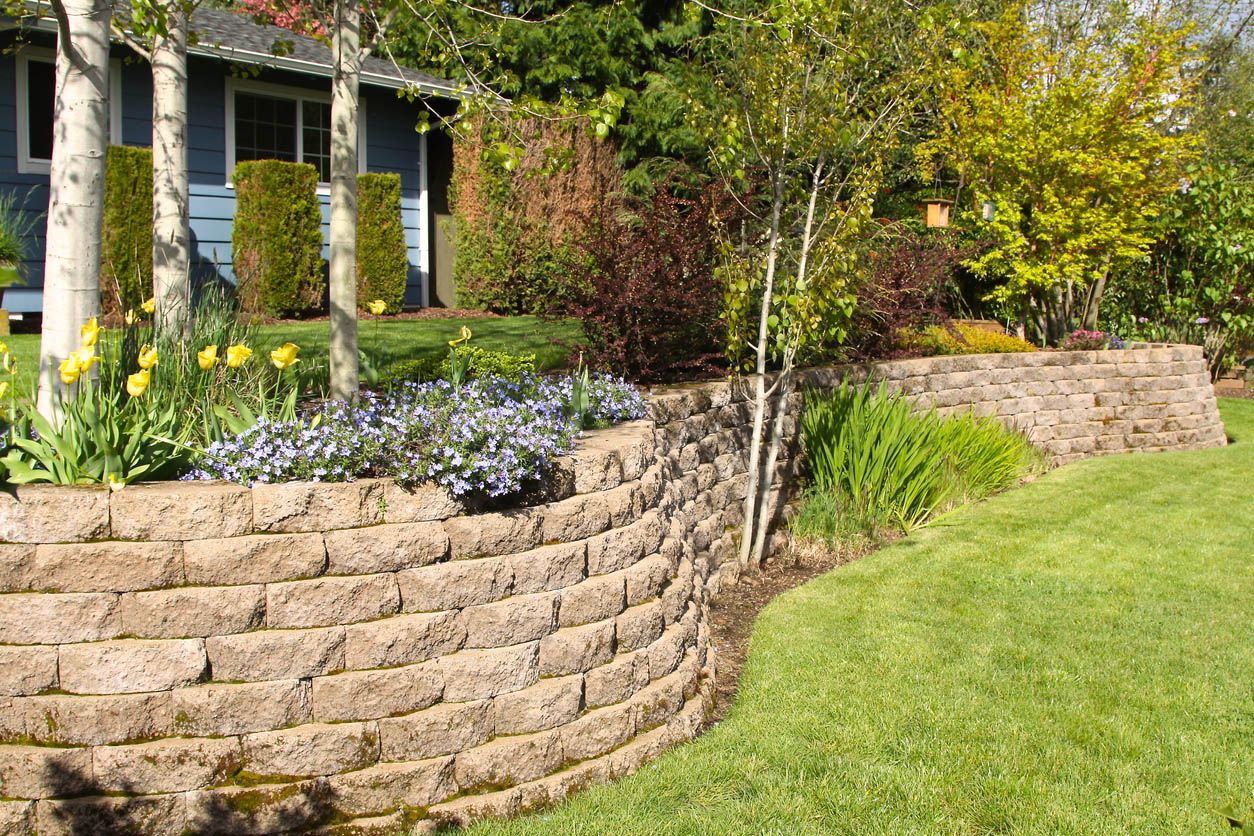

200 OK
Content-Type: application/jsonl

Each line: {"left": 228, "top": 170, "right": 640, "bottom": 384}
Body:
{"left": 918, "top": 323, "right": 1037, "bottom": 355}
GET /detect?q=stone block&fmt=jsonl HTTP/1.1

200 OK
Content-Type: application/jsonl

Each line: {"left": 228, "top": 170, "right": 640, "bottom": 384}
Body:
{"left": 0, "top": 486, "right": 109, "bottom": 543}
{"left": 558, "top": 573, "right": 626, "bottom": 628}
{"left": 207, "top": 626, "right": 344, "bottom": 682}
{"left": 37, "top": 793, "right": 187, "bottom": 836}
{"left": 381, "top": 480, "right": 465, "bottom": 523}
{"left": 397, "top": 556, "right": 511, "bottom": 612}
{"left": 443, "top": 509, "right": 543, "bottom": 560}
{"left": 492, "top": 674, "right": 583, "bottom": 735}
{"left": 625, "top": 554, "right": 671, "bottom": 606}
{"left": 110, "top": 482, "right": 252, "bottom": 540}
{"left": 243, "top": 721, "right": 380, "bottom": 779}
{"left": 428, "top": 786, "right": 521, "bottom": 828}
{"left": 629, "top": 665, "right": 690, "bottom": 732}
{"left": 327, "top": 756, "right": 457, "bottom": 816}
{"left": 120, "top": 584, "right": 265, "bottom": 638}
{"left": 0, "top": 646, "right": 57, "bottom": 696}
{"left": 323, "top": 522, "right": 449, "bottom": 575}
{"left": 378, "top": 700, "right": 493, "bottom": 761}
{"left": 253, "top": 479, "right": 384, "bottom": 533}
{"left": 184, "top": 533, "right": 326, "bottom": 585}
{"left": 508, "top": 542, "right": 586, "bottom": 595}
{"left": 94, "top": 736, "right": 242, "bottom": 793}
{"left": 58, "top": 638, "right": 206, "bottom": 695}
{"left": 570, "top": 445, "right": 623, "bottom": 494}
{"left": 343, "top": 611, "right": 464, "bottom": 670}
{"left": 539, "top": 494, "right": 613, "bottom": 544}
{"left": 0, "top": 745, "right": 92, "bottom": 799}
{"left": 186, "top": 779, "right": 333, "bottom": 835}
{"left": 463, "top": 592, "right": 559, "bottom": 648}
{"left": 266, "top": 573, "right": 401, "bottom": 629}
{"left": 440, "top": 642, "right": 539, "bottom": 701}
{"left": 172, "top": 680, "right": 311, "bottom": 737}
{"left": 559, "top": 702, "right": 633, "bottom": 761}
{"left": 586, "top": 515, "right": 659, "bottom": 576}
{"left": 584, "top": 649, "right": 649, "bottom": 708}
{"left": 453, "top": 729, "right": 563, "bottom": 790}
{"left": 0, "top": 801, "right": 34, "bottom": 836}
{"left": 616, "top": 600, "right": 665, "bottom": 652}
{"left": 647, "top": 621, "right": 689, "bottom": 680}
{"left": 538, "top": 619, "right": 615, "bottom": 676}
{"left": 23, "top": 692, "right": 172, "bottom": 745}
{"left": 0, "top": 544, "right": 33, "bottom": 592}
{"left": 0, "top": 592, "right": 120, "bottom": 644}
{"left": 312, "top": 663, "right": 442, "bottom": 723}
{"left": 25, "top": 541, "right": 182, "bottom": 593}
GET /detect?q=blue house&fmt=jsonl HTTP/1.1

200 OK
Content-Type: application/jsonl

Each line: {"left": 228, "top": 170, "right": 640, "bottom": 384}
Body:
{"left": 0, "top": 7, "right": 460, "bottom": 316}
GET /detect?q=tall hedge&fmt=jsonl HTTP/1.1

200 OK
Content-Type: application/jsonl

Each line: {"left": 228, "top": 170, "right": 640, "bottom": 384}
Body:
{"left": 100, "top": 145, "right": 153, "bottom": 317}
{"left": 232, "top": 160, "right": 326, "bottom": 318}
{"left": 356, "top": 172, "right": 408, "bottom": 313}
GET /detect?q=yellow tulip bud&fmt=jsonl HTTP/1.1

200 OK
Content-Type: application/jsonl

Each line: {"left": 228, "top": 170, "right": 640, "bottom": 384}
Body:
{"left": 137, "top": 344, "right": 159, "bottom": 370}
{"left": 0, "top": 342, "right": 7, "bottom": 355}
{"left": 197, "top": 344, "right": 219, "bottom": 370}
{"left": 269, "top": 343, "right": 301, "bottom": 370}
{"left": 141, "top": 297, "right": 156, "bottom": 315}
{"left": 125, "top": 309, "right": 137, "bottom": 326}
{"left": 367, "top": 299, "right": 388, "bottom": 315}
{"left": 0, "top": 381, "right": 9, "bottom": 398}
{"left": 126, "top": 368, "right": 150, "bottom": 397}
{"left": 59, "top": 358, "right": 81, "bottom": 385}
{"left": 226, "top": 343, "right": 253, "bottom": 369}
{"left": 448, "top": 325, "right": 473, "bottom": 347}
{"left": 80, "top": 317, "right": 100, "bottom": 348}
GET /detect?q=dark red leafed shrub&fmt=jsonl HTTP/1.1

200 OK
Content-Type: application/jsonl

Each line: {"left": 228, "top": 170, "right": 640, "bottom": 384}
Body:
{"left": 559, "top": 177, "right": 747, "bottom": 383}
{"left": 847, "top": 226, "right": 983, "bottom": 360}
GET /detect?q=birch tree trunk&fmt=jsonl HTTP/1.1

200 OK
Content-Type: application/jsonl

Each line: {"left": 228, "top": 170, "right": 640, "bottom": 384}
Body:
{"left": 151, "top": 2, "right": 190, "bottom": 336}
{"left": 38, "top": 0, "right": 111, "bottom": 416}
{"left": 328, "top": 0, "right": 362, "bottom": 402}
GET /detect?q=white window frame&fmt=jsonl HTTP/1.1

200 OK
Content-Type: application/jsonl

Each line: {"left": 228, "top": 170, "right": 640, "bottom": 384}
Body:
{"left": 224, "top": 77, "right": 366, "bottom": 193}
{"left": 15, "top": 46, "right": 122, "bottom": 175}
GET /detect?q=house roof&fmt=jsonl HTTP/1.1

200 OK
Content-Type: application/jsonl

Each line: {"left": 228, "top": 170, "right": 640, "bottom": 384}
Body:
{"left": 5, "top": 5, "right": 460, "bottom": 97}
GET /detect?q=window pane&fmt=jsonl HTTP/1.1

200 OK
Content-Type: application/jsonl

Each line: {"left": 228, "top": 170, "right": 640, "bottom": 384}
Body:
{"left": 27, "top": 59, "right": 55, "bottom": 161}
{"left": 301, "top": 101, "right": 331, "bottom": 183}
{"left": 235, "top": 92, "right": 297, "bottom": 166}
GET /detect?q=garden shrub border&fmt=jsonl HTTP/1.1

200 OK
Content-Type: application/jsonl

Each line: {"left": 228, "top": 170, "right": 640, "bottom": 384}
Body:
{"left": 0, "top": 345, "right": 1225, "bottom": 835}
{"left": 100, "top": 145, "right": 154, "bottom": 318}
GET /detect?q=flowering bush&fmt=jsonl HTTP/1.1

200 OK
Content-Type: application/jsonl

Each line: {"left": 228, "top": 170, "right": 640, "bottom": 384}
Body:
{"left": 189, "top": 373, "right": 647, "bottom": 496}
{"left": 1062, "top": 329, "right": 1115, "bottom": 350}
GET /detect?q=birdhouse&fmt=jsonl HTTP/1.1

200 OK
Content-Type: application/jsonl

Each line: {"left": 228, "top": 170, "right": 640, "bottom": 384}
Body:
{"left": 981, "top": 200, "right": 996, "bottom": 222}
{"left": 925, "top": 199, "right": 953, "bottom": 228}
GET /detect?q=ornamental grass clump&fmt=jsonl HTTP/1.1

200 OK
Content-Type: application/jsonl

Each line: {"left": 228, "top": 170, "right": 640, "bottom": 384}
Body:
{"left": 189, "top": 372, "right": 647, "bottom": 496}
{"left": 794, "top": 379, "right": 1042, "bottom": 543}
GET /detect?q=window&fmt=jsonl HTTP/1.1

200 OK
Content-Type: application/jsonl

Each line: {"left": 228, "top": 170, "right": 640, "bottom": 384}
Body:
{"left": 15, "top": 48, "right": 122, "bottom": 175}
{"left": 226, "top": 81, "right": 364, "bottom": 186}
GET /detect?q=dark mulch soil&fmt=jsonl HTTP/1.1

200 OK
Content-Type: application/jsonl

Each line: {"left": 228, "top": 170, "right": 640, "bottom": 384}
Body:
{"left": 704, "top": 542, "right": 874, "bottom": 724}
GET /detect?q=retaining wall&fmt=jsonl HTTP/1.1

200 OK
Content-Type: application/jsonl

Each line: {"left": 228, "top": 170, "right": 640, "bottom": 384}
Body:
{"left": 0, "top": 346, "right": 1225, "bottom": 835}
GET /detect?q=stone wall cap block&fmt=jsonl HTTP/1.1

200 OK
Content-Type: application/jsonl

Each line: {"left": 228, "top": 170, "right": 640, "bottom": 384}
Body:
{"left": 253, "top": 479, "right": 385, "bottom": 533}
{"left": 0, "top": 485, "right": 109, "bottom": 544}
{"left": 381, "top": 480, "right": 465, "bottom": 523}
{"left": 110, "top": 481, "right": 253, "bottom": 541}
{"left": 58, "top": 638, "right": 207, "bottom": 695}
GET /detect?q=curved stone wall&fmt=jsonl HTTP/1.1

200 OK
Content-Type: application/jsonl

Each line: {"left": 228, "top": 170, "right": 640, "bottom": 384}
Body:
{"left": 0, "top": 346, "right": 1225, "bottom": 835}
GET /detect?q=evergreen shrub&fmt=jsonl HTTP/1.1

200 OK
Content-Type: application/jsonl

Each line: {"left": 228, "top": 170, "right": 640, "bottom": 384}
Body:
{"left": 232, "top": 160, "right": 325, "bottom": 318}
{"left": 356, "top": 173, "right": 408, "bottom": 312}
{"left": 100, "top": 145, "right": 153, "bottom": 317}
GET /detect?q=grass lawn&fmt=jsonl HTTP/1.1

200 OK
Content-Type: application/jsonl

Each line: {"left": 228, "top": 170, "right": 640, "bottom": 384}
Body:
{"left": 0, "top": 315, "right": 581, "bottom": 393}
{"left": 468, "top": 398, "right": 1254, "bottom": 836}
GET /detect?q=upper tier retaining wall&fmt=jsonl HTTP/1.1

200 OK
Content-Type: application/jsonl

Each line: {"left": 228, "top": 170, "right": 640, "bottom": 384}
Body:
{"left": 0, "top": 346, "right": 1225, "bottom": 835}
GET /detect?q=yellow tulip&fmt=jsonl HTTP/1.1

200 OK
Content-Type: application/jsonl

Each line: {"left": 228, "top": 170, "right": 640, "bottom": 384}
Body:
{"left": 137, "top": 344, "right": 159, "bottom": 370}
{"left": 448, "top": 325, "right": 473, "bottom": 347}
{"left": 270, "top": 343, "right": 300, "bottom": 370}
{"left": 125, "top": 309, "right": 137, "bottom": 326}
{"left": 141, "top": 297, "right": 156, "bottom": 315}
{"left": 197, "top": 344, "right": 219, "bottom": 370}
{"left": 59, "top": 358, "right": 81, "bottom": 385}
{"left": 80, "top": 317, "right": 100, "bottom": 348}
{"left": 226, "top": 343, "right": 253, "bottom": 368}
{"left": 70, "top": 346, "right": 99, "bottom": 373}
{"left": 367, "top": 299, "right": 387, "bottom": 315}
{"left": 0, "top": 381, "right": 8, "bottom": 398}
{"left": 0, "top": 342, "right": 7, "bottom": 355}
{"left": 126, "top": 368, "right": 150, "bottom": 397}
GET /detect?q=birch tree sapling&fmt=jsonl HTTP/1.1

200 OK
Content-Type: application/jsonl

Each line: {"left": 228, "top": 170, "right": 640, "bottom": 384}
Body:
{"left": 710, "top": 1, "right": 917, "bottom": 567}
{"left": 36, "top": 0, "right": 112, "bottom": 415}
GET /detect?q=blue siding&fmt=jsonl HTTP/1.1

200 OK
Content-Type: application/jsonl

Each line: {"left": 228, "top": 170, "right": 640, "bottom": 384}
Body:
{"left": 0, "top": 44, "right": 435, "bottom": 311}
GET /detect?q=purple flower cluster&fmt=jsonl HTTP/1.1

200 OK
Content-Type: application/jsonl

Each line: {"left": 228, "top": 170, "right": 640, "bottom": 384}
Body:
{"left": 187, "top": 372, "right": 647, "bottom": 497}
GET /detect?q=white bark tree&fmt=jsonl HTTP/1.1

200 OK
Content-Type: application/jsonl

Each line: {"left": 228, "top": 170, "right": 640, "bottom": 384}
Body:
{"left": 328, "top": 0, "right": 364, "bottom": 401}
{"left": 38, "top": 0, "right": 112, "bottom": 415}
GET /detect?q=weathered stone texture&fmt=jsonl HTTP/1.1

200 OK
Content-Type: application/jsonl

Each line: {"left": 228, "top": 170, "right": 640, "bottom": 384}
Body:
{"left": 397, "top": 557, "right": 511, "bottom": 612}
{"left": 0, "top": 592, "right": 120, "bottom": 644}
{"left": 184, "top": 533, "right": 326, "bottom": 585}
{"left": 327, "top": 757, "right": 457, "bottom": 816}
{"left": 440, "top": 642, "right": 540, "bottom": 702}
{"left": 58, "top": 638, "right": 206, "bottom": 695}
{"left": 454, "top": 729, "right": 563, "bottom": 790}
{"left": 93, "top": 736, "right": 242, "bottom": 793}
{"left": 172, "top": 680, "right": 311, "bottom": 737}
{"left": 26, "top": 541, "right": 182, "bottom": 593}
{"left": 492, "top": 675, "right": 583, "bottom": 735}
{"left": 120, "top": 584, "right": 265, "bottom": 638}
{"left": 343, "top": 611, "right": 464, "bottom": 670}
{"left": 266, "top": 573, "right": 401, "bottom": 629}
{"left": 378, "top": 700, "right": 493, "bottom": 761}
{"left": 110, "top": 482, "right": 252, "bottom": 540}
{"left": 24, "top": 692, "right": 173, "bottom": 745}
{"left": 253, "top": 479, "right": 384, "bottom": 533}
{"left": 0, "top": 646, "right": 57, "bottom": 696}
{"left": 538, "top": 619, "right": 615, "bottom": 676}
{"left": 462, "top": 592, "right": 559, "bottom": 648}
{"left": 243, "top": 721, "right": 380, "bottom": 779}
{"left": 0, "top": 486, "right": 109, "bottom": 543}
{"left": 312, "top": 664, "right": 443, "bottom": 723}
{"left": 206, "top": 626, "right": 345, "bottom": 682}
{"left": 323, "top": 522, "right": 449, "bottom": 575}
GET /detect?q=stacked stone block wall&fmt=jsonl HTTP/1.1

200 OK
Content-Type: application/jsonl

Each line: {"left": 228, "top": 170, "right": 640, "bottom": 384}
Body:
{"left": 0, "top": 347, "right": 1225, "bottom": 834}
